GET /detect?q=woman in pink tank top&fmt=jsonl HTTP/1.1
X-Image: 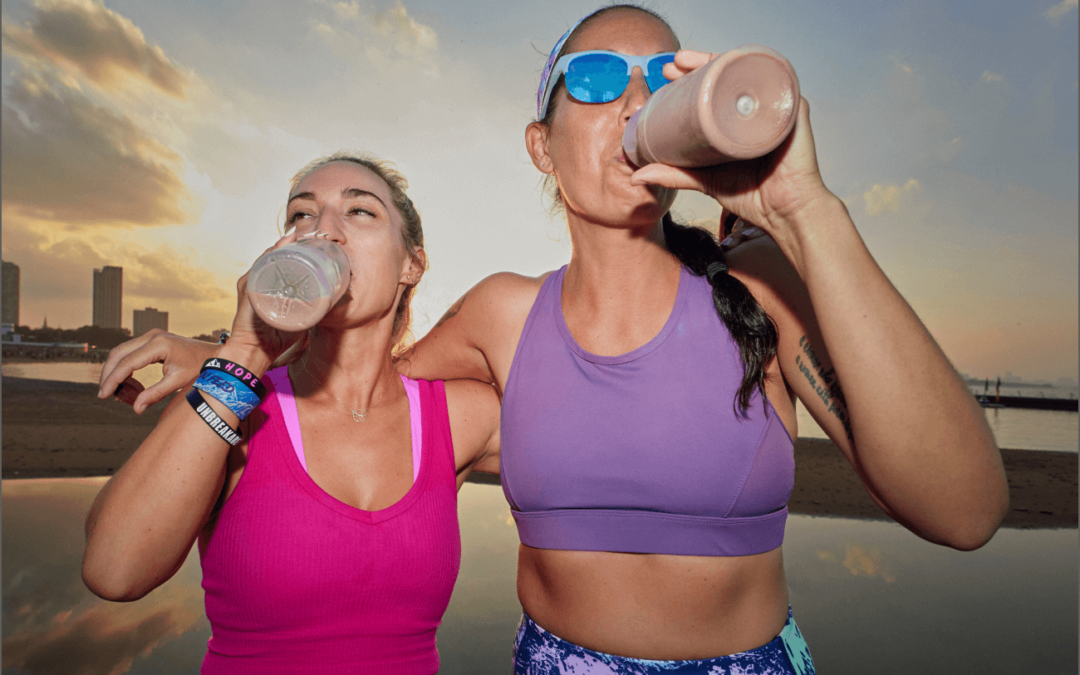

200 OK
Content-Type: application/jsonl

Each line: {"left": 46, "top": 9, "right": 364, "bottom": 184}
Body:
{"left": 83, "top": 153, "right": 501, "bottom": 674}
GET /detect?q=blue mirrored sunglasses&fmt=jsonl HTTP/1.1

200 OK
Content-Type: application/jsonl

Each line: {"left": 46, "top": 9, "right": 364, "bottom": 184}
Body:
{"left": 538, "top": 51, "right": 676, "bottom": 119}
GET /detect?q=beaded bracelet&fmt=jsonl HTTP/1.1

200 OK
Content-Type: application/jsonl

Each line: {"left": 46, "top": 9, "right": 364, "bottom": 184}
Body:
{"left": 201, "top": 357, "right": 267, "bottom": 400}
{"left": 193, "top": 369, "right": 262, "bottom": 421}
{"left": 186, "top": 389, "right": 243, "bottom": 446}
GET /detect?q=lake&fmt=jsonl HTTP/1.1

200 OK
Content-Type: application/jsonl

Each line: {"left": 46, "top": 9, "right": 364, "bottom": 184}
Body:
{"left": 4, "top": 361, "right": 1077, "bottom": 453}
{"left": 2, "top": 478, "right": 1076, "bottom": 674}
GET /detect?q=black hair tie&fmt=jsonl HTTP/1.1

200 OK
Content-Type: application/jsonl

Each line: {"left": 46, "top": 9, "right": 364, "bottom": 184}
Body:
{"left": 706, "top": 261, "right": 729, "bottom": 282}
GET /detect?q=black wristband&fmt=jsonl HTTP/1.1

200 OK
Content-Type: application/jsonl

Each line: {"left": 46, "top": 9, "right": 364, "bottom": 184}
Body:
{"left": 201, "top": 357, "right": 267, "bottom": 400}
{"left": 186, "top": 389, "right": 244, "bottom": 446}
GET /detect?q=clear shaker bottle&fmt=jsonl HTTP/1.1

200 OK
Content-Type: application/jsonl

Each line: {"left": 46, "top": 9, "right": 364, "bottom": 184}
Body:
{"left": 623, "top": 45, "right": 800, "bottom": 168}
{"left": 247, "top": 236, "right": 352, "bottom": 331}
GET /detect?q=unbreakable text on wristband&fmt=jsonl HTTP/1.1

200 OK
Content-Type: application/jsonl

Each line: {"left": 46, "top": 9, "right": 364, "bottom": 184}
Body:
{"left": 193, "top": 370, "right": 261, "bottom": 421}
{"left": 201, "top": 357, "right": 267, "bottom": 400}
{"left": 186, "top": 389, "right": 243, "bottom": 446}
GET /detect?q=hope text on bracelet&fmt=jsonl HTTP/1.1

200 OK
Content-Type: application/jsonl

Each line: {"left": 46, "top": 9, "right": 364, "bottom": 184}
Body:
{"left": 193, "top": 370, "right": 262, "bottom": 421}
{"left": 186, "top": 389, "right": 243, "bottom": 446}
{"left": 202, "top": 358, "right": 267, "bottom": 400}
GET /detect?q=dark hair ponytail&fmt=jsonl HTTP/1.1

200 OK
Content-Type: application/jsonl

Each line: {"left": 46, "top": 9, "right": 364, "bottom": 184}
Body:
{"left": 662, "top": 214, "right": 778, "bottom": 414}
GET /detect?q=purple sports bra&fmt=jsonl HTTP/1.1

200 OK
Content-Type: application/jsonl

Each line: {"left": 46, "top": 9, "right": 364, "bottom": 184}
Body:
{"left": 500, "top": 265, "right": 794, "bottom": 557}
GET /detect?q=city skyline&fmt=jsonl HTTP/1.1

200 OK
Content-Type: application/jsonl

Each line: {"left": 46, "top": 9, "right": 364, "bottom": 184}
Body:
{"left": 1, "top": 0, "right": 1077, "bottom": 382}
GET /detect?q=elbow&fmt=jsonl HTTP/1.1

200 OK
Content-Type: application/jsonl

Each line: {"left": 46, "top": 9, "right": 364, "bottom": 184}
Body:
{"left": 937, "top": 484, "right": 1010, "bottom": 552}
{"left": 939, "top": 524, "right": 997, "bottom": 552}
{"left": 81, "top": 550, "right": 152, "bottom": 602}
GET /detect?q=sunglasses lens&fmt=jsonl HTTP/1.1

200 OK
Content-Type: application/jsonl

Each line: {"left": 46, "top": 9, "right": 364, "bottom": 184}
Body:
{"left": 645, "top": 54, "right": 675, "bottom": 92}
{"left": 565, "top": 53, "right": 630, "bottom": 104}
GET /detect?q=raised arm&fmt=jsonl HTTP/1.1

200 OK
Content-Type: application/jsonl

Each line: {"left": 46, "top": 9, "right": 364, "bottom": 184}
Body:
{"left": 633, "top": 52, "right": 1008, "bottom": 549}
{"left": 730, "top": 216, "right": 1007, "bottom": 550}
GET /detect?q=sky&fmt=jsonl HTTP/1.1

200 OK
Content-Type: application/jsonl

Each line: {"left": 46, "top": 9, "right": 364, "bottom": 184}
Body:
{"left": 1, "top": 0, "right": 1077, "bottom": 383}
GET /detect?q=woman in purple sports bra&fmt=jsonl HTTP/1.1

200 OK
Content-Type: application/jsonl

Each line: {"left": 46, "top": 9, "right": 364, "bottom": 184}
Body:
{"left": 97, "top": 5, "right": 1009, "bottom": 674}
{"left": 84, "top": 153, "right": 501, "bottom": 674}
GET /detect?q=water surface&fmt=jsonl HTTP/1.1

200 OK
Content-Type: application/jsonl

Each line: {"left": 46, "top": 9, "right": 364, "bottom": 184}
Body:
{"left": 2, "top": 478, "right": 1076, "bottom": 674}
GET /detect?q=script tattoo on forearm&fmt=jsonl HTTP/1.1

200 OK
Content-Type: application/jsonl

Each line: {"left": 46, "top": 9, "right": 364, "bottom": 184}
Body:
{"left": 795, "top": 335, "right": 854, "bottom": 444}
{"left": 434, "top": 293, "right": 467, "bottom": 330}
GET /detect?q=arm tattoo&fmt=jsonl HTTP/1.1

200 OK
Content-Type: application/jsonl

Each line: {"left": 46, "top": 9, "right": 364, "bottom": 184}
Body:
{"left": 434, "top": 293, "right": 467, "bottom": 330}
{"left": 795, "top": 335, "right": 854, "bottom": 444}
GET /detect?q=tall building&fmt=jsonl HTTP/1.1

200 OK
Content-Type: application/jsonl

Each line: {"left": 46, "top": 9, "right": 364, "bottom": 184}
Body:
{"left": 133, "top": 307, "right": 168, "bottom": 337}
{"left": 93, "top": 266, "right": 123, "bottom": 329}
{"left": 2, "top": 261, "right": 19, "bottom": 326}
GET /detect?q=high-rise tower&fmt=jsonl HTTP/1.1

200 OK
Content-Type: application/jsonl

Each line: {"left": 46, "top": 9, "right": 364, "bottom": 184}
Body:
{"left": 133, "top": 307, "right": 168, "bottom": 337}
{"left": 2, "top": 261, "right": 20, "bottom": 326}
{"left": 93, "top": 266, "right": 123, "bottom": 329}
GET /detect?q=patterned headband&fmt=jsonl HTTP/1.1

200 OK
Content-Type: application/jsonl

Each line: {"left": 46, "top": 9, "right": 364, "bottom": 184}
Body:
{"left": 536, "top": 9, "right": 604, "bottom": 119}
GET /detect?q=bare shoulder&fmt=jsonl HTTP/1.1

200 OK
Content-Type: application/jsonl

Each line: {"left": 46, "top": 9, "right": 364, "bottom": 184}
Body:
{"left": 466, "top": 271, "right": 551, "bottom": 321}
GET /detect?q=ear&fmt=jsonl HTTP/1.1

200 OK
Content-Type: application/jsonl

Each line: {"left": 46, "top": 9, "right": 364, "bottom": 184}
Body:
{"left": 401, "top": 248, "right": 427, "bottom": 285}
{"left": 525, "top": 121, "right": 554, "bottom": 175}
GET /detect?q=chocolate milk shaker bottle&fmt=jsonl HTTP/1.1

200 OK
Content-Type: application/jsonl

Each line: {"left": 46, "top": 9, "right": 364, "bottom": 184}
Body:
{"left": 623, "top": 45, "right": 800, "bottom": 167}
{"left": 247, "top": 236, "right": 351, "bottom": 331}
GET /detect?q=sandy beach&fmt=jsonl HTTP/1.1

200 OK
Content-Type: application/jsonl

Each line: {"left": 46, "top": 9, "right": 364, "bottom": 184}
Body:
{"left": 3, "top": 376, "right": 1075, "bottom": 528}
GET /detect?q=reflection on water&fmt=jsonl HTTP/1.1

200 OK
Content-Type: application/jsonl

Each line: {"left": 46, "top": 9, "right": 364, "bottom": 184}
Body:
{"left": 796, "top": 400, "right": 1078, "bottom": 453}
{"left": 1, "top": 478, "right": 208, "bottom": 675}
{"left": 2, "top": 479, "right": 1077, "bottom": 674}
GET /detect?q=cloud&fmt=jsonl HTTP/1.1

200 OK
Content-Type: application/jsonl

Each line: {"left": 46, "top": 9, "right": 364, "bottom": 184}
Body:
{"left": 1, "top": 0, "right": 188, "bottom": 98}
{"left": 1, "top": 214, "right": 233, "bottom": 330}
{"left": 1, "top": 586, "right": 204, "bottom": 675}
{"left": 842, "top": 545, "right": 895, "bottom": 582}
{"left": 374, "top": 2, "right": 438, "bottom": 57}
{"left": 125, "top": 244, "right": 232, "bottom": 303}
{"left": 980, "top": 70, "right": 1005, "bottom": 84}
{"left": 862, "top": 178, "right": 923, "bottom": 216}
{"left": 890, "top": 56, "right": 913, "bottom": 74}
{"left": 1, "top": 69, "right": 194, "bottom": 227}
{"left": 309, "top": 0, "right": 438, "bottom": 73}
{"left": 1044, "top": 0, "right": 1078, "bottom": 22}
{"left": 819, "top": 545, "right": 895, "bottom": 582}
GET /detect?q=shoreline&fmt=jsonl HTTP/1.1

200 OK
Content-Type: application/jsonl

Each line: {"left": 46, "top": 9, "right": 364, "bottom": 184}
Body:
{"left": 3, "top": 376, "right": 1076, "bottom": 528}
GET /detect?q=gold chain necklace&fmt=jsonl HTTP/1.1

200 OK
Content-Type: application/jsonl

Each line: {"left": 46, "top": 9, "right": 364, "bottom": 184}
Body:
{"left": 300, "top": 358, "right": 385, "bottom": 423}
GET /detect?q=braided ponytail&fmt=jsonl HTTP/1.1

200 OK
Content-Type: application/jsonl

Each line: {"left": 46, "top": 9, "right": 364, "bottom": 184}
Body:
{"left": 662, "top": 214, "right": 778, "bottom": 414}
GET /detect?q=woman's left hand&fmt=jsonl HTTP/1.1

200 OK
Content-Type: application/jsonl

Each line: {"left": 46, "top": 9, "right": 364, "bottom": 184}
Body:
{"left": 630, "top": 50, "right": 834, "bottom": 247}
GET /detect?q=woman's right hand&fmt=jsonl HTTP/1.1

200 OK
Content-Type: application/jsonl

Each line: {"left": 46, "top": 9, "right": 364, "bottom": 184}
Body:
{"left": 98, "top": 330, "right": 217, "bottom": 413}
{"left": 98, "top": 231, "right": 304, "bottom": 413}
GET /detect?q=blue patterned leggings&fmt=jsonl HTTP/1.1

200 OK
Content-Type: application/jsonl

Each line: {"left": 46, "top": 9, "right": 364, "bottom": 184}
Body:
{"left": 513, "top": 607, "right": 816, "bottom": 675}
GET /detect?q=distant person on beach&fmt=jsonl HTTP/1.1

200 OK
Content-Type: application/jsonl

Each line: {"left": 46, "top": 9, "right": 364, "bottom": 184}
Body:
{"left": 84, "top": 153, "right": 501, "bottom": 674}
{"left": 99, "top": 5, "right": 1009, "bottom": 673}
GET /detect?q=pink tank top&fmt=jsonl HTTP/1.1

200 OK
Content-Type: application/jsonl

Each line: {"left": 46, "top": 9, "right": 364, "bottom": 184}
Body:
{"left": 198, "top": 368, "right": 460, "bottom": 674}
